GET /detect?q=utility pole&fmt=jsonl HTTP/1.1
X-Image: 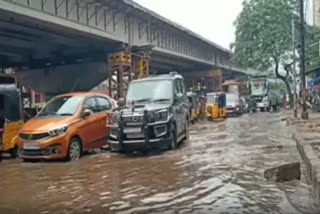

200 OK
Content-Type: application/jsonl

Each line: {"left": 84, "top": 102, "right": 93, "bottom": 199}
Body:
{"left": 300, "top": 0, "right": 309, "bottom": 120}
{"left": 292, "top": 18, "right": 298, "bottom": 118}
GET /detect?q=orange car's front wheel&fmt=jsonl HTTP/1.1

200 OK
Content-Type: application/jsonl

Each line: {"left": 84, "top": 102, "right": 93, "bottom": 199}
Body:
{"left": 67, "top": 138, "right": 82, "bottom": 161}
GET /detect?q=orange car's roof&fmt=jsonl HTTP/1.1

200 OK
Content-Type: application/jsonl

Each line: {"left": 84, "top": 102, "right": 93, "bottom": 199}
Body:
{"left": 57, "top": 91, "right": 109, "bottom": 98}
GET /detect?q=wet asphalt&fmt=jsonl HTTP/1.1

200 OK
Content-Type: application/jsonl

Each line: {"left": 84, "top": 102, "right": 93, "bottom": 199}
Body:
{"left": 0, "top": 111, "right": 320, "bottom": 214}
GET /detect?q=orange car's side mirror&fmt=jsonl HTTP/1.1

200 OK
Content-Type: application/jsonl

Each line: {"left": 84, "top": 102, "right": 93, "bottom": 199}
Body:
{"left": 82, "top": 109, "right": 92, "bottom": 118}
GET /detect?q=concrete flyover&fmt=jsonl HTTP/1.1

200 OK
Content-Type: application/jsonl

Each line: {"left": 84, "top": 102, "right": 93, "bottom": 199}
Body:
{"left": 0, "top": 0, "right": 259, "bottom": 94}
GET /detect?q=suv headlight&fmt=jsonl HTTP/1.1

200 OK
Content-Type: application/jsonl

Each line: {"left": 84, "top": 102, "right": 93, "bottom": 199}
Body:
{"left": 147, "top": 111, "right": 156, "bottom": 123}
{"left": 157, "top": 110, "right": 169, "bottom": 121}
{"left": 48, "top": 125, "right": 68, "bottom": 137}
{"left": 262, "top": 97, "right": 268, "bottom": 102}
{"left": 148, "top": 109, "right": 169, "bottom": 123}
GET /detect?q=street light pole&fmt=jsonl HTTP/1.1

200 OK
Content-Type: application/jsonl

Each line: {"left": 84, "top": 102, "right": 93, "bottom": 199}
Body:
{"left": 292, "top": 18, "right": 298, "bottom": 118}
{"left": 300, "top": 0, "right": 309, "bottom": 119}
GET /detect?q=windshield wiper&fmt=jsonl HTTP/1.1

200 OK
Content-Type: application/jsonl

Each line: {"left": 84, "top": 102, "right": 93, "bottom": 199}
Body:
{"left": 134, "top": 98, "right": 152, "bottom": 103}
{"left": 58, "top": 113, "right": 73, "bottom": 116}
{"left": 153, "top": 98, "right": 171, "bottom": 102}
{"left": 39, "top": 112, "right": 57, "bottom": 116}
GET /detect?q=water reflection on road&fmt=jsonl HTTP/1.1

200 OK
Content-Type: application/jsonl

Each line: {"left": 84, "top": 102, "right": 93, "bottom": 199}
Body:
{"left": 0, "top": 112, "right": 319, "bottom": 214}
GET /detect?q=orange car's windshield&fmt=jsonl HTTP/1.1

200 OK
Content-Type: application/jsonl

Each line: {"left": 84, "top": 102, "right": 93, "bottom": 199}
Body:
{"left": 39, "top": 96, "right": 84, "bottom": 117}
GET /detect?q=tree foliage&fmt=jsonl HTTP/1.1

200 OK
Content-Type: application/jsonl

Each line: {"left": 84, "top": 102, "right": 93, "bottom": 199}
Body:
{"left": 232, "top": 0, "right": 298, "bottom": 105}
{"left": 233, "top": 0, "right": 297, "bottom": 70}
{"left": 306, "top": 26, "right": 320, "bottom": 71}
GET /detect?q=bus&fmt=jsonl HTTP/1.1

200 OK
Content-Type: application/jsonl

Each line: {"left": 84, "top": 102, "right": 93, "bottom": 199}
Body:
{"left": 249, "top": 77, "right": 282, "bottom": 111}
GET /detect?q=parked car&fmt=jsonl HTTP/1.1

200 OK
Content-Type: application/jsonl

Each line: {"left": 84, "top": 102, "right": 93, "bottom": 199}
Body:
{"left": 108, "top": 72, "right": 190, "bottom": 152}
{"left": 18, "top": 92, "right": 113, "bottom": 161}
{"left": 226, "top": 93, "right": 243, "bottom": 116}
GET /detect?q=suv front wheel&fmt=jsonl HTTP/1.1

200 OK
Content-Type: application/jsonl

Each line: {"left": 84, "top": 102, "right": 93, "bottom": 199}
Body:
{"left": 169, "top": 125, "right": 177, "bottom": 150}
{"left": 183, "top": 119, "right": 189, "bottom": 142}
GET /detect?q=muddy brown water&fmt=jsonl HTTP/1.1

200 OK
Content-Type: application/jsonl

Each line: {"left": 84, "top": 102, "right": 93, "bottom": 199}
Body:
{"left": 0, "top": 112, "right": 320, "bottom": 214}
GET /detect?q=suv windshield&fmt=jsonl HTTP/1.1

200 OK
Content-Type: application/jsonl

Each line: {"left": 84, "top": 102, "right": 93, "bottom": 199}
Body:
{"left": 126, "top": 80, "right": 173, "bottom": 104}
{"left": 39, "top": 96, "right": 84, "bottom": 116}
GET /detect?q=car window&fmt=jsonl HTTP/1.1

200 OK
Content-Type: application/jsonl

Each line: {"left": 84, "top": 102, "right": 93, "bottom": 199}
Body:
{"left": 96, "top": 96, "right": 111, "bottom": 112}
{"left": 179, "top": 80, "right": 186, "bottom": 95}
{"left": 83, "top": 97, "right": 98, "bottom": 113}
{"left": 39, "top": 96, "right": 84, "bottom": 117}
{"left": 174, "top": 80, "right": 181, "bottom": 97}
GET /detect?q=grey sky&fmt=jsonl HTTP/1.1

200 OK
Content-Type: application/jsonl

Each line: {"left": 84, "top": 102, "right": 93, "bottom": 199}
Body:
{"left": 133, "top": 0, "right": 243, "bottom": 50}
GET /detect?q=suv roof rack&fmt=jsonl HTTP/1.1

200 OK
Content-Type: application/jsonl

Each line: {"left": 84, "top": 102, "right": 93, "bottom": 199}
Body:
{"left": 169, "top": 71, "right": 178, "bottom": 76}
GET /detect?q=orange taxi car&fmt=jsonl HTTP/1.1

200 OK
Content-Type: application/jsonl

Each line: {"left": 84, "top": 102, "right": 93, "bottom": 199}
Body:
{"left": 18, "top": 92, "right": 112, "bottom": 161}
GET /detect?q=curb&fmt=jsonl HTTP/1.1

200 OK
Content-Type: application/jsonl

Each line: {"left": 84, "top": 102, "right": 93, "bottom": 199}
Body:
{"left": 294, "top": 134, "right": 320, "bottom": 201}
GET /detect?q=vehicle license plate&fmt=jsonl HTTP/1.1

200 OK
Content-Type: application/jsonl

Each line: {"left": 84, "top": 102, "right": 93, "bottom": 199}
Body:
{"left": 23, "top": 142, "right": 39, "bottom": 150}
{"left": 123, "top": 127, "right": 142, "bottom": 134}
{"left": 126, "top": 133, "right": 144, "bottom": 139}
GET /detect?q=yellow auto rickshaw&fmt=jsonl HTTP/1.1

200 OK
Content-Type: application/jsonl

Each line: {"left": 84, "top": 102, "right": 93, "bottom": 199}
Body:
{"left": 0, "top": 77, "right": 24, "bottom": 158}
{"left": 187, "top": 92, "right": 200, "bottom": 124}
{"left": 205, "top": 92, "right": 227, "bottom": 120}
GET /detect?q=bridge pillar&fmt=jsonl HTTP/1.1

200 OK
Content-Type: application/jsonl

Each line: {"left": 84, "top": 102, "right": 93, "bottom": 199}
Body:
{"left": 183, "top": 69, "right": 223, "bottom": 94}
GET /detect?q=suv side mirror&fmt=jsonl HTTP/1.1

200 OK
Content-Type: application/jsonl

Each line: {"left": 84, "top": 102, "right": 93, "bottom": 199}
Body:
{"left": 82, "top": 109, "right": 92, "bottom": 118}
{"left": 117, "top": 98, "right": 125, "bottom": 107}
{"left": 174, "top": 93, "right": 183, "bottom": 103}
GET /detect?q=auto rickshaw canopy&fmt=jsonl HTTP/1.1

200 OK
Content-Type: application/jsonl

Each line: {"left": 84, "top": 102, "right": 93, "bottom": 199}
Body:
{"left": 0, "top": 84, "right": 21, "bottom": 122}
{"left": 206, "top": 92, "right": 226, "bottom": 108}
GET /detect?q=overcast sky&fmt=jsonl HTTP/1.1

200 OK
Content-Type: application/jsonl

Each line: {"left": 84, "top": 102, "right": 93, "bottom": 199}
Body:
{"left": 133, "top": 0, "right": 243, "bottom": 50}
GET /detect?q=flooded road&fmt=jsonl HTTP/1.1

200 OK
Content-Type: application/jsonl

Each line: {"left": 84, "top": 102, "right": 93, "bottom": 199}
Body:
{"left": 0, "top": 112, "right": 320, "bottom": 214}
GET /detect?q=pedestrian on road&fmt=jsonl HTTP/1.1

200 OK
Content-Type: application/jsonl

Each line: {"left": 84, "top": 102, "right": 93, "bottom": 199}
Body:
{"left": 283, "top": 95, "right": 287, "bottom": 109}
{"left": 199, "top": 96, "right": 206, "bottom": 120}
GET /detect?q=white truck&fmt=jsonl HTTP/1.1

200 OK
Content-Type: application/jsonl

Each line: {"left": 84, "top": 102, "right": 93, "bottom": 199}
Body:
{"left": 249, "top": 77, "right": 282, "bottom": 112}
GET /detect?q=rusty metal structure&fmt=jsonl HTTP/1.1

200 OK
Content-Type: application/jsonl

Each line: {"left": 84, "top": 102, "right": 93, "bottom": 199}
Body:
{"left": 108, "top": 47, "right": 151, "bottom": 99}
{"left": 108, "top": 52, "right": 133, "bottom": 99}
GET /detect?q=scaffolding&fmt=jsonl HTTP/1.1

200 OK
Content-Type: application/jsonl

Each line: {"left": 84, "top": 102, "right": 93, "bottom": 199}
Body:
{"left": 108, "top": 52, "right": 133, "bottom": 99}
{"left": 108, "top": 47, "right": 151, "bottom": 99}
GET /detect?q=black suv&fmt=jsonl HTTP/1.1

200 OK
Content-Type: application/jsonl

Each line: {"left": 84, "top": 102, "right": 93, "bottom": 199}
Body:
{"left": 108, "top": 72, "right": 190, "bottom": 152}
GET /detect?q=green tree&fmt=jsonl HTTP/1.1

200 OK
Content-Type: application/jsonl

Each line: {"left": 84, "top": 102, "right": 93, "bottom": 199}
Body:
{"left": 232, "top": 0, "right": 297, "bottom": 106}
{"left": 306, "top": 26, "right": 320, "bottom": 72}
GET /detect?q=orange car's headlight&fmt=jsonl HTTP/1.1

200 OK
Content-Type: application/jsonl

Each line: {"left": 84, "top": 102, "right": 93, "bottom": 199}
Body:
{"left": 48, "top": 125, "right": 68, "bottom": 137}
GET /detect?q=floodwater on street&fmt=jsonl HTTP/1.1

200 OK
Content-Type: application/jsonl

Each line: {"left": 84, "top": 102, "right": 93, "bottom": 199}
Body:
{"left": 0, "top": 112, "right": 320, "bottom": 214}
